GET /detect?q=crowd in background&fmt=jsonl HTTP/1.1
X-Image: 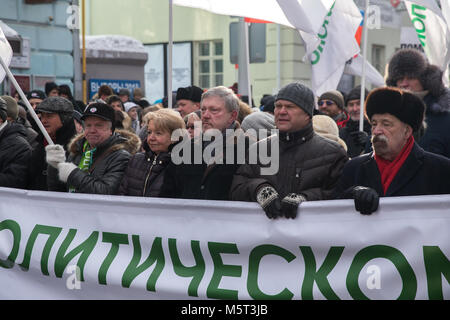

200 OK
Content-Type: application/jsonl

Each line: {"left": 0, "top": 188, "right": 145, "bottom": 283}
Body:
{"left": 1, "top": 48, "right": 450, "bottom": 217}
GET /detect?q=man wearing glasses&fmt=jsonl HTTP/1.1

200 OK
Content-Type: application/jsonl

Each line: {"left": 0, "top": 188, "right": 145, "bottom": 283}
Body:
{"left": 317, "top": 90, "right": 349, "bottom": 129}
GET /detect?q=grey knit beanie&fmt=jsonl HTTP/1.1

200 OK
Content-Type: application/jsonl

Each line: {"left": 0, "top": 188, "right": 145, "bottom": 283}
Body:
{"left": 275, "top": 82, "right": 315, "bottom": 117}
{"left": 0, "top": 95, "right": 19, "bottom": 120}
{"left": 241, "top": 111, "right": 275, "bottom": 132}
{"left": 319, "top": 90, "right": 345, "bottom": 110}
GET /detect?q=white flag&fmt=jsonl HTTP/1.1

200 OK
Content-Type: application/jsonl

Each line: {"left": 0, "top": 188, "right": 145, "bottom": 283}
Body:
{"left": 0, "top": 24, "right": 13, "bottom": 83}
{"left": 299, "top": 0, "right": 362, "bottom": 96}
{"left": 173, "top": 0, "right": 334, "bottom": 34}
{"left": 404, "top": 0, "right": 450, "bottom": 84}
{"left": 344, "top": 54, "right": 385, "bottom": 88}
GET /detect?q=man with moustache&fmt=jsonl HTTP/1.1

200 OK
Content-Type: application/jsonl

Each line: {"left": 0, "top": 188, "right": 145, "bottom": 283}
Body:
{"left": 334, "top": 87, "right": 450, "bottom": 215}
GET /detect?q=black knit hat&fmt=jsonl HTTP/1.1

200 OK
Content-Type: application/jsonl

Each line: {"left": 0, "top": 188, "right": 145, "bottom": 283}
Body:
{"left": 386, "top": 49, "right": 428, "bottom": 87}
{"left": 35, "top": 96, "right": 74, "bottom": 125}
{"left": 176, "top": 86, "right": 203, "bottom": 103}
{"left": 82, "top": 102, "right": 115, "bottom": 132}
{"left": 276, "top": 82, "right": 315, "bottom": 117}
{"left": 365, "top": 87, "right": 425, "bottom": 132}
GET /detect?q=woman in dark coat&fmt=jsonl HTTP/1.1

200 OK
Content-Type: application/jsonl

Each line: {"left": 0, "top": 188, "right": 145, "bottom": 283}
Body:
{"left": 118, "top": 109, "right": 185, "bottom": 197}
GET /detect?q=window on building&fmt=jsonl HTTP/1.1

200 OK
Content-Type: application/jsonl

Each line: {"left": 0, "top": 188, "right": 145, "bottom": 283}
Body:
{"left": 195, "top": 40, "right": 224, "bottom": 89}
{"left": 372, "top": 44, "right": 385, "bottom": 76}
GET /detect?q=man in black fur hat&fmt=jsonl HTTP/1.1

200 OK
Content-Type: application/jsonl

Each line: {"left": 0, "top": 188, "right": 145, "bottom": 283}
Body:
{"left": 386, "top": 48, "right": 450, "bottom": 158}
{"left": 334, "top": 87, "right": 450, "bottom": 215}
{"left": 175, "top": 85, "right": 203, "bottom": 118}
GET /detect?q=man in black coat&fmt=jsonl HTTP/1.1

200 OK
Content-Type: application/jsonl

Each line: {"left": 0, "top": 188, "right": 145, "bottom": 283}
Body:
{"left": 46, "top": 102, "right": 141, "bottom": 195}
{"left": 0, "top": 97, "right": 32, "bottom": 188}
{"left": 27, "top": 97, "right": 77, "bottom": 191}
{"left": 160, "top": 86, "right": 250, "bottom": 201}
{"left": 334, "top": 87, "right": 450, "bottom": 215}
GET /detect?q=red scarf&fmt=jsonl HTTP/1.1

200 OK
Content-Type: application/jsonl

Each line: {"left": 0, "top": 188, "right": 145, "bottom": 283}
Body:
{"left": 374, "top": 135, "right": 414, "bottom": 195}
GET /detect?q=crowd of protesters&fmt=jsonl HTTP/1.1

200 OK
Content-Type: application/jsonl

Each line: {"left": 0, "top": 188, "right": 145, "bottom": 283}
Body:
{"left": 1, "top": 48, "right": 450, "bottom": 218}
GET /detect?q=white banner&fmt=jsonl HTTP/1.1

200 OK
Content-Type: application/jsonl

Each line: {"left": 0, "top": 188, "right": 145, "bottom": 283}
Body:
{"left": 0, "top": 187, "right": 449, "bottom": 300}
{"left": 300, "top": 0, "right": 362, "bottom": 96}
{"left": 344, "top": 54, "right": 385, "bottom": 88}
{"left": 173, "top": 0, "right": 334, "bottom": 34}
{"left": 0, "top": 23, "right": 13, "bottom": 83}
{"left": 404, "top": 0, "right": 450, "bottom": 85}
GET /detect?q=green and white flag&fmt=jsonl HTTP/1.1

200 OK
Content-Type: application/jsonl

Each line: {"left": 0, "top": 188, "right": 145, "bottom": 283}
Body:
{"left": 0, "top": 22, "right": 13, "bottom": 83}
{"left": 299, "top": 0, "right": 362, "bottom": 96}
{"left": 404, "top": 0, "right": 450, "bottom": 85}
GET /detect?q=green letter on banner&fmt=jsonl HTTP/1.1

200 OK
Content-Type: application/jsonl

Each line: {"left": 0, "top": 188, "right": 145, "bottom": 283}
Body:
{"left": 54, "top": 229, "right": 99, "bottom": 281}
{"left": 19, "top": 224, "right": 62, "bottom": 275}
{"left": 169, "top": 238, "right": 205, "bottom": 297}
{"left": 122, "top": 236, "right": 165, "bottom": 292}
{"left": 98, "top": 232, "right": 129, "bottom": 285}
{"left": 207, "top": 242, "right": 242, "bottom": 300}
{"left": 423, "top": 246, "right": 450, "bottom": 300}
{"left": 248, "top": 244, "right": 296, "bottom": 299}
{"left": 300, "top": 246, "right": 344, "bottom": 300}
{"left": 0, "top": 219, "right": 21, "bottom": 269}
{"left": 347, "top": 245, "right": 417, "bottom": 300}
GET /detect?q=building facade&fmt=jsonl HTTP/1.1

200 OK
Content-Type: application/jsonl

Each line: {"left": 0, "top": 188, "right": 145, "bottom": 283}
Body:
{"left": 0, "top": 0, "right": 76, "bottom": 96}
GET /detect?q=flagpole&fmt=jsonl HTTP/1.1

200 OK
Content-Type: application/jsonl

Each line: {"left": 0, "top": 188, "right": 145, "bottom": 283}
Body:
{"left": 244, "top": 21, "right": 252, "bottom": 108}
{"left": 0, "top": 55, "right": 54, "bottom": 145}
{"left": 359, "top": 0, "right": 370, "bottom": 132}
{"left": 168, "top": 0, "right": 173, "bottom": 109}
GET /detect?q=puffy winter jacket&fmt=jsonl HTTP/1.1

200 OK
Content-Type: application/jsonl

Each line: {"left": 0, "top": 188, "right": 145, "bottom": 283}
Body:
{"left": 118, "top": 148, "right": 171, "bottom": 197}
{"left": 48, "top": 129, "right": 141, "bottom": 194}
{"left": 0, "top": 122, "right": 32, "bottom": 188}
{"left": 231, "top": 123, "right": 348, "bottom": 201}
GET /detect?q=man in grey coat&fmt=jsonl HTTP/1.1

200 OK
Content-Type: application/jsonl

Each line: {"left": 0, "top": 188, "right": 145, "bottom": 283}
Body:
{"left": 231, "top": 82, "right": 348, "bottom": 219}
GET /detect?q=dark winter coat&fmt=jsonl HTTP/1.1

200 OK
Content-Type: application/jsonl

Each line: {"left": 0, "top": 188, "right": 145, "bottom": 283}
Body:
{"left": 419, "top": 89, "right": 450, "bottom": 158}
{"left": 118, "top": 147, "right": 171, "bottom": 197}
{"left": 231, "top": 122, "right": 349, "bottom": 202}
{"left": 334, "top": 143, "right": 450, "bottom": 198}
{"left": 27, "top": 120, "right": 77, "bottom": 191}
{"left": 0, "top": 122, "right": 32, "bottom": 188}
{"left": 339, "top": 118, "right": 371, "bottom": 158}
{"left": 160, "top": 125, "right": 252, "bottom": 200}
{"left": 48, "top": 129, "right": 141, "bottom": 195}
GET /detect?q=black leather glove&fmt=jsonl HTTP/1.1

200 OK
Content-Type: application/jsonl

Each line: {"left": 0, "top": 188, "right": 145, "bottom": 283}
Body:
{"left": 256, "top": 185, "right": 282, "bottom": 219}
{"left": 281, "top": 193, "right": 307, "bottom": 219}
{"left": 352, "top": 186, "right": 379, "bottom": 215}
{"left": 350, "top": 131, "right": 368, "bottom": 147}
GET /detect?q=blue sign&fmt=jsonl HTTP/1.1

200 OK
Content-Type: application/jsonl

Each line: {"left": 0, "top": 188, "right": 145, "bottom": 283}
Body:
{"left": 89, "top": 79, "right": 141, "bottom": 99}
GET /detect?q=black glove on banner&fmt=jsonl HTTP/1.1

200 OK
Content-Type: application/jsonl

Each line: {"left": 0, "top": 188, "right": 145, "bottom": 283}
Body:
{"left": 256, "top": 185, "right": 282, "bottom": 219}
{"left": 281, "top": 193, "right": 307, "bottom": 219}
{"left": 350, "top": 131, "right": 368, "bottom": 147}
{"left": 352, "top": 186, "right": 379, "bottom": 215}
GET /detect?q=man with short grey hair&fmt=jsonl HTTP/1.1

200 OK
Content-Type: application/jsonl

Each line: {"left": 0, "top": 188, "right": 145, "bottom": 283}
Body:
{"left": 160, "top": 85, "right": 250, "bottom": 200}
{"left": 231, "top": 82, "right": 348, "bottom": 219}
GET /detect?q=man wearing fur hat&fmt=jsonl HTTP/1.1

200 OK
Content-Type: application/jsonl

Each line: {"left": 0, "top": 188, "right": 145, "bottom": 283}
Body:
{"left": 0, "top": 97, "right": 32, "bottom": 188}
{"left": 176, "top": 85, "right": 203, "bottom": 118}
{"left": 317, "top": 90, "right": 349, "bottom": 129}
{"left": 27, "top": 96, "right": 77, "bottom": 191}
{"left": 334, "top": 87, "right": 450, "bottom": 215}
{"left": 45, "top": 102, "right": 140, "bottom": 194}
{"left": 231, "top": 82, "right": 348, "bottom": 219}
{"left": 386, "top": 48, "right": 450, "bottom": 158}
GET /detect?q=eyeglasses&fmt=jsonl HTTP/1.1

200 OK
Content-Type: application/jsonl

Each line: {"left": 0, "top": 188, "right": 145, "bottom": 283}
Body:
{"left": 187, "top": 125, "right": 195, "bottom": 130}
{"left": 318, "top": 100, "right": 335, "bottom": 107}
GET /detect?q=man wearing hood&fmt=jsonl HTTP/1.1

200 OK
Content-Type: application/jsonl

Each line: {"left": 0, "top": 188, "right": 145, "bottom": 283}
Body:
{"left": 45, "top": 102, "right": 141, "bottom": 194}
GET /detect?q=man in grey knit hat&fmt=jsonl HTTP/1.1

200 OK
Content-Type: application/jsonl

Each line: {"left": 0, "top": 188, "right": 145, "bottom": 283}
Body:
{"left": 231, "top": 82, "right": 348, "bottom": 219}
